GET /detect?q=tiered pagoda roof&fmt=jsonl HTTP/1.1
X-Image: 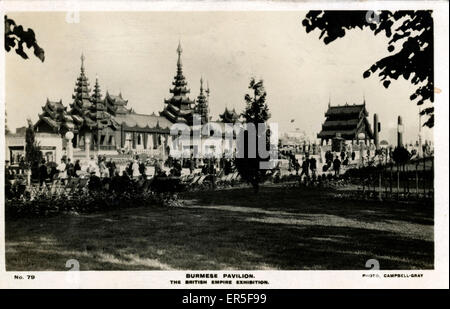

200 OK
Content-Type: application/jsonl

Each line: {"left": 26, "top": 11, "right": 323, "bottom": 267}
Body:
{"left": 105, "top": 91, "right": 130, "bottom": 116}
{"left": 317, "top": 102, "right": 374, "bottom": 140}
{"left": 91, "top": 76, "right": 105, "bottom": 111}
{"left": 69, "top": 53, "right": 91, "bottom": 125}
{"left": 114, "top": 112, "right": 173, "bottom": 131}
{"left": 84, "top": 77, "right": 120, "bottom": 130}
{"left": 194, "top": 77, "right": 209, "bottom": 124}
{"left": 160, "top": 42, "right": 195, "bottom": 124}
{"left": 35, "top": 98, "right": 75, "bottom": 134}
{"left": 219, "top": 107, "right": 240, "bottom": 124}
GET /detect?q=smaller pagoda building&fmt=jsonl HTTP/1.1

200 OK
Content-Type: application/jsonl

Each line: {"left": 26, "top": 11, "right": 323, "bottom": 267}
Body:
{"left": 34, "top": 99, "right": 75, "bottom": 135}
{"left": 105, "top": 91, "right": 130, "bottom": 116}
{"left": 219, "top": 107, "right": 240, "bottom": 124}
{"left": 79, "top": 76, "right": 120, "bottom": 151}
{"left": 317, "top": 102, "right": 374, "bottom": 146}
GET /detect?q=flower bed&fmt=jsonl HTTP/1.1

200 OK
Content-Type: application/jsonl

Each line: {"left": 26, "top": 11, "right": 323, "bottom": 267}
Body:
{"left": 5, "top": 176, "right": 186, "bottom": 219}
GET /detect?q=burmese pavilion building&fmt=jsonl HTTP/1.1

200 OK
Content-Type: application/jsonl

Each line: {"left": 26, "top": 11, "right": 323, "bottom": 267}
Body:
{"left": 32, "top": 42, "right": 236, "bottom": 161}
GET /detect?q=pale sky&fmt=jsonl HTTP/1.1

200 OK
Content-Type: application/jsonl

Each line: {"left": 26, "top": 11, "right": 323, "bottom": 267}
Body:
{"left": 5, "top": 11, "right": 433, "bottom": 144}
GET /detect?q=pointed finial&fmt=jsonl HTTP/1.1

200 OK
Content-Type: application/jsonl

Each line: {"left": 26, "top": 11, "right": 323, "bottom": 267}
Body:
{"left": 328, "top": 95, "right": 331, "bottom": 107}
{"left": 363, "top": 93, "right": 366, "bottom": 105}
{"left": 81, "top": 53, "right": 85, "bottom": 70}
{"left": 176, "top": 41, "right": 183, "bottom": 67}
{"left": 200, "top": 76, "right": 204, "bottom": 93}
{"left": 177, "top": 40, "right": 183, "bottom": 55}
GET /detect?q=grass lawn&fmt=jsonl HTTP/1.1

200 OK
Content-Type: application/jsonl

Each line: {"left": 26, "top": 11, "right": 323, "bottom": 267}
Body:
{"left": 5, "top": 185, "right": 434, "bottom": 270}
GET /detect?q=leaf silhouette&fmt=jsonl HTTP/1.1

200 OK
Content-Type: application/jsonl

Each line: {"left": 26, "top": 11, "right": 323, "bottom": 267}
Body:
{"left": 4, "top": 15, "right": 45, "bottom": 62}
{"left": 302, "top": 10, "right": 434, "bottom": 128}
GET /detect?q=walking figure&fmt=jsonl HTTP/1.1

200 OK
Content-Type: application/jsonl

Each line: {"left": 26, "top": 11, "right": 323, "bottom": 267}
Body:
{"left": 300, "top": 157, "right": 310, "bottom": 181}
{"left": 309, "top": 157, "right": 317, "bottom": 181}
{"left": 333, "top": 156, "right": 341, "bottom": 177}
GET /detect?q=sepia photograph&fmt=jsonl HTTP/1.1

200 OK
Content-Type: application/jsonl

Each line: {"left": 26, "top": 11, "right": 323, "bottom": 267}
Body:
{"left": 0, "top": 0, "right": 448, "bottom": 290}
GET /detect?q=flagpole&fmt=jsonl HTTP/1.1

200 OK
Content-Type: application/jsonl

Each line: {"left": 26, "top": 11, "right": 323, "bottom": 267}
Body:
{"left": 290, "top": 119, "right": 296, "bottom": 152}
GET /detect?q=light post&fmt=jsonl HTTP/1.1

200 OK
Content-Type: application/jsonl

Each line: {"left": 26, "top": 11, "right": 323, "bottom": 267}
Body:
{"left": 358, "top": 132, "right": 366, "bottom": 167}
{"left": 161, "top": 135, "right": 167, "bottom": 159}
{"left": 85, "top": 135, "right": 91, "bottom": 161}
{"left": 397, "top": 116, "right": 404, "bottom": 148}
{"left": 65, "top": 131, "right": 74, "bottom": 162}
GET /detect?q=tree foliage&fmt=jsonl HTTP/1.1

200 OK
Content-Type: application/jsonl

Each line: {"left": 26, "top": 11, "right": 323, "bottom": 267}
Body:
{"left": 392, "top": 146, "right": 411, "bottom": 165}
{"left": 302, "top": 10, "right": 434, "bottom": 127}
{"left": 25, "top": 119, "right": 42, "bottom": 178}
{"left": 4, "top": 15, "right": 45, "bottom": 62}
{"left": 234, "top": 78, "right": 272, "bottom": 193}
{"left": 242, "top": 79, "right": 271, "bottom": 125}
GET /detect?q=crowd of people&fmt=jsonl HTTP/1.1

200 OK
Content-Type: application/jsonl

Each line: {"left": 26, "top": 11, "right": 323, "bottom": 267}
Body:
{"left": 24, "top": 149, "right": 356, "bottom": 189}
{"left": 6, "top": 143, "right": 384, "bottom": 197}
{"left": 21, "top": 153, "right": 237, "bottom": 188}
{"left": 281, "top": 148, "right": 360, "bottom": 183}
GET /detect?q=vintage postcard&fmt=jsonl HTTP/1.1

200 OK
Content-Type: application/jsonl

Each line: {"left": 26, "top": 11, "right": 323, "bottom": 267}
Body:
{"left": 0, "top": 1, "right": 448, "bottom": 290}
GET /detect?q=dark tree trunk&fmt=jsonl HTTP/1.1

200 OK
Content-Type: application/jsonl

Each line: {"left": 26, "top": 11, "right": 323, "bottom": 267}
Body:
{"left": 252, "top": 180, "right": 259, "bottom": 194}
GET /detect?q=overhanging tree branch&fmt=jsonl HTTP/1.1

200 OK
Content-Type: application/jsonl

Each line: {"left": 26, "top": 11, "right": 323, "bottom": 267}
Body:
{"left": 4, "top": 15, "right": 45, "bottom": 62}
{"left": 302, "top": 10, "right": 434, "bottom": 128}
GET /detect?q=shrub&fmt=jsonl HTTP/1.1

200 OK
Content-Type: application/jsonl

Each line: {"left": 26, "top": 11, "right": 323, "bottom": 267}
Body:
{"left": 392, "top": 146, "right": 411, "bottom": 165}
{"left": 5, "top": 178, "right": 161, "bottom": 219}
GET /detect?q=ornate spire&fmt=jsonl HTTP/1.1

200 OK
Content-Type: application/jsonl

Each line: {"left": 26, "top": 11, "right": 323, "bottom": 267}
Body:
{"left": 177, "top": 41, "right": 183, "bottom": 68}
{"left": 195, "top": 76, "right": 208, "bottom": 124}
{"left": 85, "top": 75, "right": 116, "bottom": 130}
{"left": 161, "top": 42, "right": 195, "bottom": 124}
{"left": 169, "top": 42, "right": 189, "bottom": 96}
{"left": 91, "top": 74, "right": 103, "bottom": 107}
{"left": 70, "top": 53, "right": 91, "bottom": 117}
{"left": 81, "top": 53, "right": 85, "bottom": 71}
